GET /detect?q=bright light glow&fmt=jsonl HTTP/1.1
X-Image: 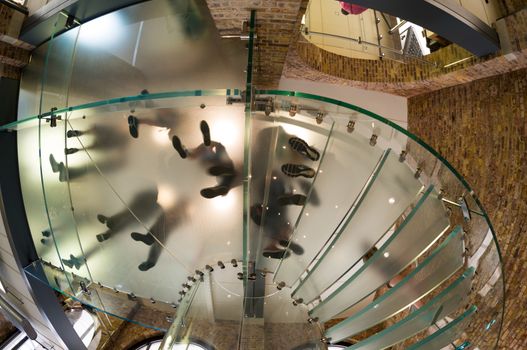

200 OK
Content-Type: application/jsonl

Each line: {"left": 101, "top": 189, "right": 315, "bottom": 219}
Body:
{"left": 212, "top": 118, "right": 242, "bottom": 150}
{"left": 388, "top": 197, "right": 395, "bottom": 204}
{"left": 227, "top": 241, "right": 231, "bottom": 246}
{"left": 210, "top": 190, "right": 236, "bottom": 210}
{"left": 227, "top": 294, "right": 232, "bottom": 298}
{"left": 335, "top": 205, "right": 339, "bottom": 209}
{"left": 0, "top": 280, "right": 5, "bottom": 293}
{"left": 305, "top": 212, "right": 309, "bottom": 216}
{"left": 78, "top": 13, "right": 123, "bottom": 47}
{"left": 383, "top": 252, "right": 390, "bottom": 258}
{"left": 157, "top": 184, "right": 177, "bottom": 208}
{"left": 151, "top": 127, "right": 170, "bottom": 145}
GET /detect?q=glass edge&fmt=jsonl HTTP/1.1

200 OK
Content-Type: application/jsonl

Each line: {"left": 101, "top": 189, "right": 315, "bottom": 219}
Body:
{"left": 23, "top": 261, "right": 169, "bottom": 332}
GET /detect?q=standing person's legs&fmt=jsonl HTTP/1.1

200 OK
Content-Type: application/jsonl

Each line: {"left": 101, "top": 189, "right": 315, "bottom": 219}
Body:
{"left": 131, "top": 213, "right": 166, "bottom": 271}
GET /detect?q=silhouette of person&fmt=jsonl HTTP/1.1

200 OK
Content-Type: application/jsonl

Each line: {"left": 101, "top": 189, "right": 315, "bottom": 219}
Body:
{"left": 171, "top": 120, "right": 241, "bottom": 199}
{"left": 130, "top": 199, "right": 189, "bottom": 271}
{"left": 95, "top": 189, "right": 160, "bottom": 242}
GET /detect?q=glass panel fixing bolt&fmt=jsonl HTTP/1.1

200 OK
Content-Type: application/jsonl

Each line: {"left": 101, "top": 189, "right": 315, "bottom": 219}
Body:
{"left": 347, "top": 120, "right": 355, "bottom": 133}
{"left": 316, "top": 111, "right": 324, "bottom": 124}
{"left": 369, "top": 134, "right": 378, "bottom": 146}
{"left": 292, "top": 298, "right": 303, "bottom": 306}
{"left": 399, "top": 150, "right": 407, "bottom": 162}
{"left": 289, "top": 105, "right": 297, "bottom": 117}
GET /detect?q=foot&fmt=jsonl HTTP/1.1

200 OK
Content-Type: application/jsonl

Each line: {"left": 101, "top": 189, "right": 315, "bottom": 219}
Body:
{"left": 66, "top": 130, "right": 82, "bottom": 138}
{"left": 131, "top": 232, "right": 155, "bottom": 246}
{"left": 172, "top": 136, "right": 187, "bottom": 159}
{"left": 279, "top": 240, "right": 304, "bottom": 255}
{"left": 200, "top": 186, "right": 228, "bottom": 199}
{"left": 128, "top": 115, "right": 139, "bottom": 138}
{"left": 69, "top": 254, "right": 82, "bottom": 270}
{"left": 58, "top": 163, "right": 67, "bottom": 182}
{"left": 281, "top": 164, "right": 316, "bottom": 178}
{"left": 96, "top": 214, "right": 108, "bottom": 224}
{"left": 277, "top": 194, "right": 307, "bottom": 206}
{"left": 62, "top": 259, "right": 73, "bottom": 269}
{"left": 208, "top": 165, "right": 235, "bottom": 176}
{"left": 250, "top": 204, "right": 263, "bottom": 225}
{"left": 200, "top": 120, "right": 211, "bottom": 146}
{"left": 263, "top": 248, "right": 291, "bottom": 259}
{"left": 40, "top": 238, "right": 48, "bottom": 245}
{"left": 41, "top": 229, "right": 51, "bottom": 237}
{"left": 96, "top": 233, "right": 111, "bottom": 242}
{"left": 64, "top": 148, "right": 79, "bottom": 155}
{"left": 289, "top": 137, "right": 320, "bottom": 161}
{"left": 49, "top": 154, "right": 60, "bottom": 173}
{"left": 138, "top": 261, "right": 155, "bottom": 271}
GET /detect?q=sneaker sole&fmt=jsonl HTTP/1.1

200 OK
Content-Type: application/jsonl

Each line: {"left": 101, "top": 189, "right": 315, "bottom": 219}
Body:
{"left": 128, "top": 115, "right": 139, "bottom": 138}
{"left": 200, "top": 186, "right": 229, "bottom": 199}
{"left": 279, "top": 240, "right": 304, "bottom": 255}
{"left": 277, "top": 194, "right": 306, "bottom": 206}
{"left": 200, "top": 120, "right": 211, "bottom": 146}
{"left": 289, "top": 137, "right": 320, "bottom": 161}
{"left": 281, "top": 164, "right": 316, "bottom": 178}
{"left": 172, "top": 136, "right": 187, "bottom": 158}
{"left": 263, "top": 250, "right": 291, "bottom": 259}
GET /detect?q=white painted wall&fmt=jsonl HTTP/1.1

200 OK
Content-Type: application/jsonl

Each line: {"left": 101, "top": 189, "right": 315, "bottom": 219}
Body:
{"left": 278, "top": 77, "right": 408, "bottom": 128}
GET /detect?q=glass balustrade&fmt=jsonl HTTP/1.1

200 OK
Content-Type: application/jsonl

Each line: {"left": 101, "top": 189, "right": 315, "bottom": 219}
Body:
{"left": 0, "top": 0, "right": 504, "bottom": 347}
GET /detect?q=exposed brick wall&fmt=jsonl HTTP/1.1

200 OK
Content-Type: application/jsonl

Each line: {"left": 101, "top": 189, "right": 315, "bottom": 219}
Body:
{"left": 0, "top": 3, "right": 29, "bottom": 78}
{"left": 499, "top": 0, "right": 526, "bottom": 13}
{"left": 408, "top": 68, "right": 527, "bottom": 349}
{"left": 295, "top": 37, "right": 480, "bottom": 84}
{"left": 206, "top": 0, "right": 308, "bottom": 88}
{"left": 283, "top": 43, "right": 527, "bottom": 97}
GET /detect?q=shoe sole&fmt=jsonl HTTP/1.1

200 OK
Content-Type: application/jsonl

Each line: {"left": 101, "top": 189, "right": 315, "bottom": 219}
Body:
{"left": 263, "top": 250, "right": 291, "bottom": 259}
{"left": 289, "top": 137, "right": 320, "bottom": 161}
{"left": 281, "top": 164, "right": 316, "bottom": 178}
{"left": 200, "top": 120, "right": 211, "bottom": 146}
{"left": 279, "top": 240, "right": 304, "bottom": 255}
{"left": 277, "top": 194, "right": 306, "bottom": 206}
{"left": 131, "top": 232, "right": 155, "bottom": 246}
{"left": 67, "top": 130, "right": 81, "bottom": 138}
{"left": 208, "top": 165, "right": 235, "bottom": 176}
{"left": 172, "top": 136, "right": 187, "bottom": 158}
{"left": 49, "top": 154, "right": 59, "bottom": 173}
{"left": 128, "top": 115, "right": 138, "bottom": 138}
{"left": 200, "top": 186, "right": 228, "bottom": 199}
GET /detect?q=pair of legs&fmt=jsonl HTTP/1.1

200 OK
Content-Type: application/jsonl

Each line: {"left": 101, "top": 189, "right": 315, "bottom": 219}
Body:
{"left": 172, "top": 120, "right": 239, "bottom": 199}
{"left": 96, "top": 189, "right": 159, "bottom": 242}
{"left": 130, "top": 200, "right": 188, "bottom": 271}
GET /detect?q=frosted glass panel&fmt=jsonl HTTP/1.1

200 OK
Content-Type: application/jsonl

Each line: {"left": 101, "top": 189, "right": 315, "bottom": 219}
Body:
{"left": 406, "top": 305, "right": 477, "bottom": 350}
{"left": 249, "top": 112, "right": 334, "bottom": 273}
{"left": 305, "top": 185, "right": 450, "bottom": 318}
{"left": 322, "top": 227, "right": 464, "bottom": 332}
{"left": 344, "top": 267, "right": 474, "bottom": 349}
{"left": 293, "top": 150, "right": 423, "bottom": 304}
{"left": 273, "top": 124, "right": 384, "bottom": 286}
{"left": 62, "top": 95, "right": 245, "bottom": 302}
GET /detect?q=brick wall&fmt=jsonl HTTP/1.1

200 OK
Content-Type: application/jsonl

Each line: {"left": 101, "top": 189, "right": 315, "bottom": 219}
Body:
{"left": 408, "top": 68, "right": 527, "bottom": 349}
{"left": 206, "top": 0, "right": 308, "bottom": 88}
